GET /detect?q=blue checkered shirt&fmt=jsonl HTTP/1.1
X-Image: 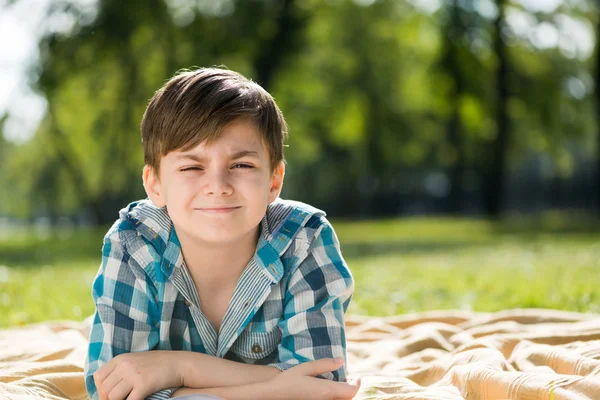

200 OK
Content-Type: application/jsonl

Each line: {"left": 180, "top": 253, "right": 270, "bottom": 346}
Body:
{"left": 84, "top": 198, "right": 354, "bottom": 399}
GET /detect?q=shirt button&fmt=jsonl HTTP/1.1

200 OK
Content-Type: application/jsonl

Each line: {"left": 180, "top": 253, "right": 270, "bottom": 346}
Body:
{"left": 251, "top": 343, "right": 262, "bottom": 354}
{"left": 184, "top": 300, "right": 191, "bottom": 307}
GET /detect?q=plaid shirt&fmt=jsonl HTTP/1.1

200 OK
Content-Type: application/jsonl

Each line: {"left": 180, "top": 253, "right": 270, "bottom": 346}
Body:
{"left": 84, "top": 198, "right": 354, "bottom": 400}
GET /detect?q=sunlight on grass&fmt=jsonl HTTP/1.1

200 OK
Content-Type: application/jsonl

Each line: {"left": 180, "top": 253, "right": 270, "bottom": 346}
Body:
{"left": 0, "top": 260, "right": 98, "bottom": 327}
{"left": 347, "top": 241, "right": 600, "bottom": 316}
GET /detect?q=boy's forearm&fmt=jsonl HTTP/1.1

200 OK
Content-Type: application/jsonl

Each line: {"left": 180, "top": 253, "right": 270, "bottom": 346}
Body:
{"left": 175, "top": 351, "right": 281, "bottom": 389}
{"left": 171, "top": 381, "right": 275, "bottom": 400}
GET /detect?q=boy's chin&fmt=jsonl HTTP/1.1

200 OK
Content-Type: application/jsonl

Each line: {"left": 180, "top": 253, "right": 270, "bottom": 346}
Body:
{"left": 184, "top": 229, "right": 249, "bottom": 246}
{"left": 173, "top": 217, "right": 260, "bottom": 246}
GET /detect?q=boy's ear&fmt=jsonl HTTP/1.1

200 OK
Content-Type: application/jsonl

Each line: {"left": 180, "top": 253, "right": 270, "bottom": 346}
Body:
{"left": 142, "top": 165, "right": 166, "bottom": 208}
{"left": 268, "top": 161, "right": 285, "bottom": 204}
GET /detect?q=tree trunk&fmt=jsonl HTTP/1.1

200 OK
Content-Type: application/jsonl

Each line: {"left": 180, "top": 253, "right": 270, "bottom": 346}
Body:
{"left": 253, "top": 0, "right": 302, "bottom": 90}
{"left": 485, "top": 0, "right": 510, "bottom": 218}
{"left": 444, "top": 0, "right": 466, "bottom": 214}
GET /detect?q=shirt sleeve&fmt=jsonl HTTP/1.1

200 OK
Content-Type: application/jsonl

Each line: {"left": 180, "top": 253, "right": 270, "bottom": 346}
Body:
{"left": 268, "top": 217, "right": 354, "bottom": 382}
{"left": 84, "top": 225, "right": 178, "bottom": 400}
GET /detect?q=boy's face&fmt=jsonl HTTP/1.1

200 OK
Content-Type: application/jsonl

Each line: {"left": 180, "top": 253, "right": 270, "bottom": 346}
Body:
{"left": 143, "top": 119, "right": 284, "bottom": 246}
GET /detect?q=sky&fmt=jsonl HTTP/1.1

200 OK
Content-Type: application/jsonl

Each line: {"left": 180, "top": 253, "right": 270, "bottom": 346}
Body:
{"left": 0, "top": 0, "right": 596, "bottom": 144}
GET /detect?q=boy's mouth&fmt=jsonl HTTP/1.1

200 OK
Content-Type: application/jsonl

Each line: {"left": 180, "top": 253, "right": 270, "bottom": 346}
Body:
{"left": 195, "top": 206, "right": 241, "bottom": 213}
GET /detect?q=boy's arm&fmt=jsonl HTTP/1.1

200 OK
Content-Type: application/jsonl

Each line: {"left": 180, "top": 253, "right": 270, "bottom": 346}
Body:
{"left": 172, "top": 358, "right": 361, "bottom": 400}
{"left": 85, "top": 227, "right": 177, "bottom": 400}
{"left": 268, "top": 217, "right": 354, "bottom": 381}
{"left": 176, "top": 351, "right": 280, "bottom": 386}
{"left": 92, "top": 350, "right": 283, "bottom": 399}
{"left": 171, "top": 381, "right": 270, "bottom": 399}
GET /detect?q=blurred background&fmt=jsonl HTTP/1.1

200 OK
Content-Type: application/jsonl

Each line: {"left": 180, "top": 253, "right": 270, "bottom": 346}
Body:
{"left": 1, "top": 0, "right": 599, "bottom": 327}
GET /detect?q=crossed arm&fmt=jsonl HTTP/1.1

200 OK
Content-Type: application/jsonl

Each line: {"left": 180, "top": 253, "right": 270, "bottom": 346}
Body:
{"left": 92, "top": 350, "right": 360, "bottom": 400}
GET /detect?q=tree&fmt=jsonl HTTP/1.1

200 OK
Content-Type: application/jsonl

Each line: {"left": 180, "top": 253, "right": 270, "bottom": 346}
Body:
{"left": 485, "top": 0, "right": 510, "bottom": 218}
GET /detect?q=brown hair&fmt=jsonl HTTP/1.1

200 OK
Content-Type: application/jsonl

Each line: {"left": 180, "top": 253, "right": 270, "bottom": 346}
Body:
{"left": 141, "top": 67, "right": 287, "bottom": 175}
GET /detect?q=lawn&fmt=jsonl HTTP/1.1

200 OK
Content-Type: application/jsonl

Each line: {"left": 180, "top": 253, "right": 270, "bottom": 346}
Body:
{"left": 1, "top": 213, "right": 599, "bottom": 328}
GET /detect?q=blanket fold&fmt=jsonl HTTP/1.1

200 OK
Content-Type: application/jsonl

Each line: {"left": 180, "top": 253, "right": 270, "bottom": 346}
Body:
{"left": 345, "top": 309, "right": 600, "bottom": 399}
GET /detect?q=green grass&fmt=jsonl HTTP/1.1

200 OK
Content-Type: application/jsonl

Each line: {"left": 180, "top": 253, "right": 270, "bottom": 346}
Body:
{"left": 1, "top": 213, "right": 599, "bottom": 328}
{"left": 0, "top": 261, "right": 99, "bottom": 327}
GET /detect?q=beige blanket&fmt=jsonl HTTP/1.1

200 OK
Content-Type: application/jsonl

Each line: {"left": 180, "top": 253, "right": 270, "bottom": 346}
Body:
{"left": 1, "top": 309, "right": 600, "bottom": 399}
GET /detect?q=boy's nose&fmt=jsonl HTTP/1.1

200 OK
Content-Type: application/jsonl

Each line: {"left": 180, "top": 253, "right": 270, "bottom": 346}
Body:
{"left": 203, "top": 170, "right": 233, "bottom": 196}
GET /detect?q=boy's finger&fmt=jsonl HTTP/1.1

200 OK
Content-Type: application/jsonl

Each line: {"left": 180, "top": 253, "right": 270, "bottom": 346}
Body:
{"left": 107, "top": 378, "right": 132, "bottom": 400}
{"left": 98, "top": 371, "right": 123, "bottom": 398}
{"left": 291, "top": 357, "right": 344, "bottom": 377}
{"left": 126, "top": 388, "right": 145, "bottom": 400}
{"left": 347, "top": 376, "right": 361, "bottom": 389}
{"left": 93, "top": 360, "right": 117, "bottom": 385}
{"left": 331, "top": 379, "right": 361, "bottom": 399}
{"left": 96, "top": 377, "right": 121, "bottom": 400}
{"left": 97, "top": 385, "right": 107, "bottom": 400}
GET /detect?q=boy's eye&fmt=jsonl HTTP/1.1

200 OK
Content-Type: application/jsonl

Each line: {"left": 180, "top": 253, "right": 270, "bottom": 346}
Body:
{"left": 180, "top": 166, "right": 202, "bottom": 172}
{"left": 232, "top": 164, "right": 253, "bottom": 169}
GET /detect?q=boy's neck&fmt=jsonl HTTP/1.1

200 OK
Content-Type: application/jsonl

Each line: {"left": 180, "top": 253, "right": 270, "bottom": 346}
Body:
{"left": 177, "top": 226, "right": 260, "bottom": 284}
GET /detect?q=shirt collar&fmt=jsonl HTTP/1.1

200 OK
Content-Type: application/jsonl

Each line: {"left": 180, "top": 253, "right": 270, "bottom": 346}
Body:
{"left": 120, "top": 198, "right": 325, "bottom": 280}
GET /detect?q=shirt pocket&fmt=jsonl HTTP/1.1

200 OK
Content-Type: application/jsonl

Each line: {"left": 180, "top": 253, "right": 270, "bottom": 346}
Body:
{"left": 230, "top": 326, "right": 282, "bottom": 360}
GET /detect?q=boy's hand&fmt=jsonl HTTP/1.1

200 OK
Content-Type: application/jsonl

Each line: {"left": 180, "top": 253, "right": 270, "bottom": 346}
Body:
{"left": 93, "top": 351, "right": 183, "bottom": 400}
{"left": 271, "top": 358, "right": 361, "bottom": 400}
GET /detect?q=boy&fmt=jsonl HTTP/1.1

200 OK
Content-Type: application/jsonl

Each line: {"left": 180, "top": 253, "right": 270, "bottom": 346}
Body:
{"left": 84, "top": 67, "right": 360, "bottom": 399}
